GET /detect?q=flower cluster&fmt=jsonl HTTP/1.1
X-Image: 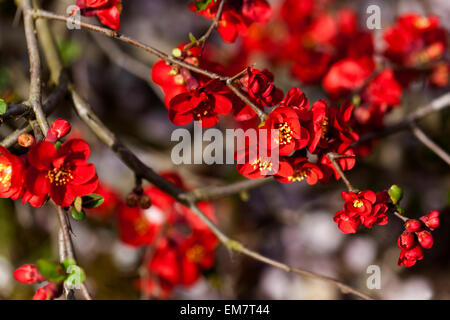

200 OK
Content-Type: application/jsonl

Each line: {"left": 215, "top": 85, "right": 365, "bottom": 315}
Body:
{"left": 76, "top": 0, "right": 122, "bottom": 30}
{"left": 13, "top": 264, "right": 61, "bottom": 300}
{"left": 118, "top": 172, "right": 218, "bottom": 298}
{"left": 397, "top": 211, "right": 440, "bottom": 267}
{"left": 190, "top": 0, "right": 272, "bottom": 43}
{"left": 333, "top": 190, "right": 390, "bottom": 234}
{"left": 0, "top": 119, "right": 99, "bottom": 208}
{"left": 236, "top": 87, "right": 359, "bottom": 185}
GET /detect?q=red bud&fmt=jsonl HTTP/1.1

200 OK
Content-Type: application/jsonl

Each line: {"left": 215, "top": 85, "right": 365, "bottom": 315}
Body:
{"left": 126, "top": 192, "right": 140, "bottom": 207}
{"left": 32, "top": 282, "right": 60, "bottom": 300}
{"left": 417, "top": 230, "right": 434, "bottom": 249}
{"left": 18, "top": 133, "right": 35, "bottom": 147}
{"left": 397, "top": 231, "right": 415, "bottom": 250}
{"left": 139, "top": 194, "right": 152, "bottom": 210}
{"left": 13, "top": 264, "right": 45, "bottom": 284}
{"left": 405, "top": 219, "right": 422, "bottom": 232}
{"left": 46, "top": 119, "right": 71, "bottom": 142}
{"left": 420, "top": 210, "right": 440, "bottom": 230}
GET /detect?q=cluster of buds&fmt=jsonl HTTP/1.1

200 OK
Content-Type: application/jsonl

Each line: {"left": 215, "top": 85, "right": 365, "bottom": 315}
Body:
{"left": 13, "top": 264, "right": 61, "bottom": 300}
{"left": 397, "top": 211, "right": 440, "bottom": 267}
{"left": 126, "top": 185, "right": 152, "bottom": 210}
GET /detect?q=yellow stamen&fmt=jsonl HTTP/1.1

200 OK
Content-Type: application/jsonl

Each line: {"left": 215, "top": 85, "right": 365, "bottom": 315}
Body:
{"left": 47, "top": 167, "right": 74, "bottom": 187}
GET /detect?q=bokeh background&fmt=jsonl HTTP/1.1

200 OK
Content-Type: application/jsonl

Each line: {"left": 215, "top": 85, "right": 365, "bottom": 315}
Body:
{"left": 0, "top": 0, "right": 449, "bottom": 299}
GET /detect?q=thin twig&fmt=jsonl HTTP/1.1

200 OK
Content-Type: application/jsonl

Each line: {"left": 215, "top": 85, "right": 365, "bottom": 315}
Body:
{"left": 327, "top": 152, "right": 358, "bottom": 193}
{"left": 19, "top": 0, "right": 49, "bottom": 134}
{"left": 410, "top": 122, "right": 450, "bottom": 166}
{"left": 32, "top": 9, "right": 268, "bottom": 121}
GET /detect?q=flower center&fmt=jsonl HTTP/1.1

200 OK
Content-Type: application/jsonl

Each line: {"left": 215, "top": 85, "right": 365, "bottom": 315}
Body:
{"left": 194, "top": 100, "right": 213, "bottom": 120}
{"left": 288, "top": 168, "right": 309, "bottom": 182}
{"left": 320, "top": 117, "right": 329, "bottom": 138}
{"left": 414, "top": 17, "right": 430, "bottom": 29}
{"left": 251, "top": 158, "right": 273, "bottom": 172}
{"left": 0, "top": 163, "right": 12, "bottom": 188}
{"left": 277, "top": 122, "right": 293, "bottom": 145}
{"left": 47, "top": 167, "right": 74, "bottom": 187}
{"left": 186, "top": 244, "right": 205, "bottom": 264}
{"left": 353, "top": 199, "right": 364, "bottom": 208}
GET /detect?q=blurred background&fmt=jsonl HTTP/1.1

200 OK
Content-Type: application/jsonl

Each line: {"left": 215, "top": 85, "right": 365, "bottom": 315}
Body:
{"left": 0, "top": 0, "right": 449, "bottom": 299}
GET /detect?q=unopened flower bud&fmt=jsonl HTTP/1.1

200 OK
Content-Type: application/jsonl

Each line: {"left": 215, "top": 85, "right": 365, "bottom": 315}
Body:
{"left": 13, "top": 264, "right": 45, "bottom": 284}
{"left": 397, "top": 231, "right": 415, "bottom": 250}
{"left": 420, "top": 210, "right": 440, "bottom": 230}
{"left": 139, "top": 194, "right": 152, "bottom": 210}
{"left": 405, "top": 219, "right": 422, "bottom": 232}
{"left": 32, "top": 282, "right": 60, "bottom": 300}
{"left": 46, "top": 119, "right": 71, "bottom": 142}
{"left": 18, "top": 133, "right": 35, "bottom": 147}
{"left": 417, "top": 230, "right": 434, "bottom": 249}
{"left": 126, "top": 192, "right": 140, "bottom": 207}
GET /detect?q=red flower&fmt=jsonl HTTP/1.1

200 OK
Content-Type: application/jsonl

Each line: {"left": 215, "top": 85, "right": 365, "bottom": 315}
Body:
{"left": 190, "top": 0, "right": 272, "bottom": 43}
{"left": 45, "top": 119, "right": 72, "bottom": 143}
{"left": 32, "top": 283, "right": 60, "bottom": 300}
{"left": 18, "top": 133, "right": 35, "bottom": 148}
{"left": 263, "top": 106, "right": 309, "bottom": 155}
{"left": 0, "top": 145, "right": 25, "bottom": 200}
{"left": 25, "top": 139, "right": 99, "bottom": 207}
{"left": 419, "top": 210, "right": 440, "bottom": 230}
{"left": 342, "top": 190, "right": 376, "bottom": 216}
{"left": 279, "top": 87, "right": 309, "bottom": 112}
{"left": 13, "top": 264, "right": 45, "bottom": 284}
{"left": 405, "top": 219, "right": 422, "bottom": 232}
{"left": 333, "top": 210, "right": 360, "bottom": 234}
{"left": 417, "top": 230, "right": 434, "bottom": 249}
{"left": 398, "top": 245, "right": 424, "bottom": 267}
{"left": 397, "top": 231, "right": 415, "bottom": 250}
{"left": 168, "top": 79, "right": 232, "bottom": 128}
{"left": 322, "top": 58, "right": 374, "bottom": 99}
{"left": 383, "top": 13, "right": 447, "bottom": 67}
{"left": 76, "top": 0, "right": 122, "bottom": 30}
{"left": 363, "top": 69, "right": 402, "bottom": 109}
{"left": 237, "top": 67, "right": 283, "bottom": 118}
{"left": 277, "top": 156, "right": 323, "bottom": 185}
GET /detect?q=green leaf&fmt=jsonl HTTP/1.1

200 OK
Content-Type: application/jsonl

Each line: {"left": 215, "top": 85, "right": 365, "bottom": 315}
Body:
{"left": 64, "top": 265, "right": 86, "bottom": 289}
{"left": 61, "top": 258, "right": 76, "bottom": 270}
{"left": 0, "top": 98, "right": 7, "bottom": 115}
{"left": 82, "top": 194, "right": 104, "bottom": 209}
{"left": 388, "top": 185, "right": 403, "bottom": 205}
{"left": 71, "top": 207, "right": 86, "bottom": 221}
{"left": 194, "top": 0, "right": 213, "bottom": 11}
{"left": 36, "top": 259, "right": 66, "bottom": 283}
{"left": 54, "top": 141, "right": 62, "bottom": 150}
{"left": 189, "top": 33, "right": 197, "bottom": 43}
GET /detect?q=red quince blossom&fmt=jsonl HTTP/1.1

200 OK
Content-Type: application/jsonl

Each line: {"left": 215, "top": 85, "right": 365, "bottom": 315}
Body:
{"left": 168, "top": 79, "right": 232, "bottom": 128}
{"left": 263, "top": 106, "right": 309, "bottom": 156}
{"left": 13, "top": 264, "right": 45, "bottom": 284}
{"left": 0, "top": 145, "right": 25, "bottom": 200}
{"left": 333, "top": 190, "right": 389, "bottom": 234}
{"left": 45, "top": 118, "right": 72, "bottom": 143}
{"left": 276, "top": 156, "right": 323, "bottom": 185}
{"left": 18, "top": 133, "right": 35, "bottom": 148}
{"left": 362, "top": 69, "right": 403, "bottom": 109}
{"left": 420, "top": 210, "right": 440, "bottom": 230}
{"left": 24, "top": 139, "right": 99, "bottom": 207}
{"left": 322, "top": 58, "right": 374, "bottom": 99}
{"left": 397, "top": 211, "right": 440, "bottom": 267}
{"left": 76, "top": 0, "right": 122, "bottom": 30}
{"left": 190, "top": 0, "right": 272, "bottom": 43}
{"left": 383, "top": 13, "right": 447, "bottom": 67}
{"left": 398, "top": 244, "right": 424, "bottom": 267}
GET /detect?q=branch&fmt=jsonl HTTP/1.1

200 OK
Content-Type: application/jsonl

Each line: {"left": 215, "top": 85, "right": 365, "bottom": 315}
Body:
{"left": 326, "top": 152, "right": 358, "bottom": 193}
{"left": 55, "top": 205, "right": 92, "bottom": 300}
{"left": 410, "top": 122, "right": 450, "bottom": 166}
{"left": 32, "top": 9, "right": 268, "bottom": 122}
{"left": 33, "top": 8, "right": 373, "bottom": 300}
{"left": 19, "top": 0, "right": 49, "bottom": 134}
{"left": 185, "top": 0, "right": 226, "bottom": 52}
{"left": 356, "top": 92, "right": 450, "bottom": 145}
